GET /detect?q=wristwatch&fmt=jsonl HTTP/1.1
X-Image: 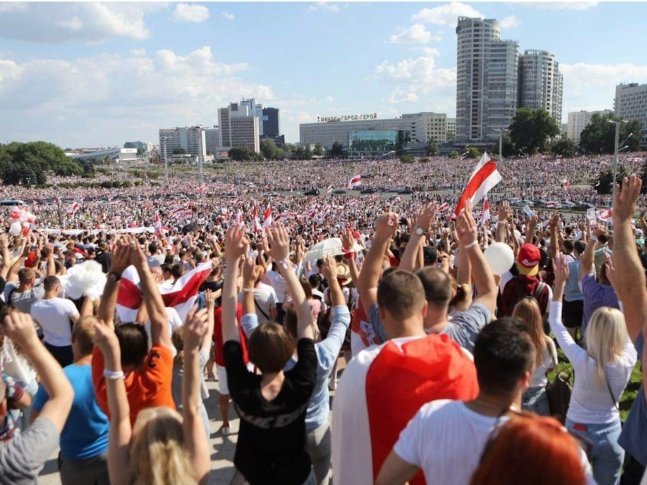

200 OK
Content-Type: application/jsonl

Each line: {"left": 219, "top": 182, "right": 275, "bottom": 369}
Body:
{"left": 107, "top": 271, "right": 122, "bottom": 282}
{"left": 415, "top": 227, "right": 425, "bottom": 236}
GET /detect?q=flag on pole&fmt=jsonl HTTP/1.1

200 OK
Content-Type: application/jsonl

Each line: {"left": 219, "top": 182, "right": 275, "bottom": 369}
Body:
{"left": 480, "top": 197, "right": 491, "bottom": 226}
{"left": 438, "top": 203, "right": 450, "bottom": 213}
{"left": 348, "top": 175, "right": 362, "bottom": 189}
{"left": 326, "top": 184, "right": 334, "bottom": 194}
{"left": 67, "top": 201, "right": 80, "bottom": 218}
{"left": 262, "top": 205, "right": 273, "bottom": 229}
{"left": 252, "top": 206, "right": 262, "bottom": 233}
{"left": 153, "top": 213, "right": 162, "bottom": 237}
{"left": 454, "top": 152, "right": 502, "bottom": 216}
{"left": 596, "top": 208, "right": 613, "bottom": 224}
{"left": 116, "top": 262, "right": 212, "bottom": 323}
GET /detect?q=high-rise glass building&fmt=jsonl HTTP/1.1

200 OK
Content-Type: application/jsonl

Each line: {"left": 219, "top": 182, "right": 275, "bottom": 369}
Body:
{"left": 456, "top": 17, "right": 519, "bottom": 145}
{"left": 518, "top": 50, "right": 563, "bottom": 122}
{"left": 262, "top": 108, "right": 280, "bottom": 138}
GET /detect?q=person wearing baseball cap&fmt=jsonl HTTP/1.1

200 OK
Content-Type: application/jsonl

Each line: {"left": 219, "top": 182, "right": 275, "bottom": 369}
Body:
{"left": 497, "top": 243, "right": 551, "bottom": 317}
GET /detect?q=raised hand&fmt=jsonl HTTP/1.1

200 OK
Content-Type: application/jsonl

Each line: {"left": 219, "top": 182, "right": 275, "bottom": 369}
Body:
{"left": 605, "top": 254, "right": 617, "bottom": 289}
{"left": 109, "top": 238, "right": 131, "bottom": 275}
{"left": 321, "top": 254, "right": 338, "bottom": 281}
{"left": 455, "top": 202, "right": 478, "bottom": 247}
{"left": 184, "top": 309, "right": 209, "bottom": 351}
{"left": 552, "top": 253, "right": 570, "bottom": 287}
{"left": 224, "top": 225, "right": 249, "bottom": 263}
{"left": 266, "top": 222, "right": 290, "bottom": 262}
{"left": 92, "top": 320, "right": 121, "bottom": 358}
{"left": 242, "top": 256, "right": 257, "bottom": 287}
{"left": 498, "top": 201, "right": 511, "bottom": 222}
{"left": 614, "top": 174, "right": 642, "bottom": 223}
{"left": 341, "top": 228, "right": 356, "bottom": 252}
{"left": 414, "top": 203, "right": 438, "bottom": 233}
{"left": 374, "top": 212, "right": 399, "bottom": 241}
{"left": 128, "top": 237, "right": 148, "bottom": 270}
{"left": 205, "top": 288, "right": 217, "bottom": 309}
{"left": 1, "top": 312, "right": 40, "bottom": 350}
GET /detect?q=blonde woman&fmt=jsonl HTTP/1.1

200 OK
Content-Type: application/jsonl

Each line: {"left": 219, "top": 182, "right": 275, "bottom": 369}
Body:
{"left": 552, "top": 254, "right": 637, "bottom": 485}
{"left": 513, "top": 297, "right": 557, "bottom": 416}
{"left": 93, "top": 310, "right": 211, "bottom": 485}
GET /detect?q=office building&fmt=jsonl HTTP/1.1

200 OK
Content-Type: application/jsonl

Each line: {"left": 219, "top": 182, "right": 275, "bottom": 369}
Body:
{"left": 615, "top": 83, "right": 647, "bottom": 147}
{"left": 204, "top": 126, "right": 220, "bottom": 154}
{"left": 262, "top": 108, "right": 280, "bottom": 138}
{"left": 518, "top": 50, "right": 563, "bottom": 122}
{"left": 401, "top": 112, "right": 447, "bottom": 143}
{"left": 123, "top": 141, "right": 152, "bottom": 153}
{"left": 446, "top": 118, "right": 457, "bottom": 140}
{"left": 158, "top": 126, "right": 207, "bottom": 159}
{"left": 218, "top": 101, "right": 260, "bottom": 153}
{"left": 456, "top": 17, "right": 519, "bottom": 145}
{"left": 567, "top": 110, "right": 613, "bottom": 146}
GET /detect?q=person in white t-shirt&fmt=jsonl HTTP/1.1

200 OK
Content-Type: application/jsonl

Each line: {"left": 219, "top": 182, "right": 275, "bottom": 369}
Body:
{"left": 376, "top": 318, "right": 537, "bottom": 485}
{"left": 245, "top": 265, "right": 277, "bottom": 325}
{"left": 30, "top": 276, "right": 80, "bottom": 367}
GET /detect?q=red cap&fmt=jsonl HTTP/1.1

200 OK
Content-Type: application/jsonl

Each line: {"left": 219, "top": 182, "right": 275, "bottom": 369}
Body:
{"left": 517, "top": 243, "right": 540, "bottom": 276}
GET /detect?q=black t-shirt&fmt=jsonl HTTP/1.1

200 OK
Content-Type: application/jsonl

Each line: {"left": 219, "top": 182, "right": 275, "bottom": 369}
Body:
{"left": 224, "top": 338, "right": 317, "bottom": 485}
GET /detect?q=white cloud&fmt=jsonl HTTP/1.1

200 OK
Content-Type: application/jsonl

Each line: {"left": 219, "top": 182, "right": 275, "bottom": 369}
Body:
{"left": 374, "top": 48, "right": 456, "bottom": 114}
{"left": 0, "top": 3, "right": 161, "bottom": 42}
{"left": 560, "top": 62, "right": 647, "bottom": 122}
{"left": 390, "top": 24, "right": 440, "bottom": 44}
{"left": 173, "top": 4, "right": 210, "bottom": 23}
{"left": 412, "top": 2, "right": 484, "bottom": 27}
{"left": 309, "top": 2, "right": 341, "bottom": 13}
{"left": 221, "top": 12, "right": 235, "bottom": 21}
{"left": 525, "top": 2, "right": 598, "bottom": 10}
{"left": 0, "top": 46, "right": 274, "bottom": 146}
{"left": 500, "top": 15, "right": 520, "bottom": 29}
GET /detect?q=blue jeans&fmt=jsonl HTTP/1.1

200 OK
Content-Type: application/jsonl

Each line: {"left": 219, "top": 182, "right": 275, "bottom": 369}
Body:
{"left": 522, "top": 386, "right": 550, "bottom": 416}
{"left": 566, "top": 418, "right": 624, "bottom": 485}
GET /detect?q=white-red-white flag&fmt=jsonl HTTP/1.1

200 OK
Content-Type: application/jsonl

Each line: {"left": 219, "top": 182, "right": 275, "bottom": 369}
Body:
{"left": 153, "top": 213, "right": 162, "bottom": 236}
{"left": 480, "top": 197, "right": 491, "bottom": 226}
{"left": 262, "top": 205, "right": 273, "bottom": 229}
{"left": 67, "top": 201, "right": 80, "bottom": 217}
{"left": 454, "top": 152, "right": 502, "bottom": 216}
{"left": 326, "top": 184, "right": 334, "bottom": 194}
{"left": 252, "top": 206, "right": 262, "bottom": 233}
{"left": 116, "top": 262, "right": 212, "bottom": 323}
{"left": 348, "top": 175, "right": 362, "bottom": 189}
{"left": 597, "top": 208, "right": 613, "bottom": 224}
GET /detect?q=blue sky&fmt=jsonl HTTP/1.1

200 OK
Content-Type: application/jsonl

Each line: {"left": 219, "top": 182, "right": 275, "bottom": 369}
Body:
{"left": 1, "top": 1, "right": 647, "bottom": 148}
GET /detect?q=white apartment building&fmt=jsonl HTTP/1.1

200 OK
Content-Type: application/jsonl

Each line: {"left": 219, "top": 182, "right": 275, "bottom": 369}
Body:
{"left": 401, "top": 112, "right": 447, "bottom": 143}
{"left": 218, "top": 101, "right": 261, "bottom": 153}
{"left": 566, "top": 110, "right": 613, "bottom": 145}
{"left": 518, "top": 50, "right": 563, "bottom": 121}
{"left": 456, "top": 17, "right": 519, "bottom": 145}
{"left": 204, "top": 126, "right": 220, "bottom": 154}
{"left": 446, "top": 118, "right": 457, "bottom": 140}
{"left": 615, "top": 83, "right": 647, "bottom": 146}
{"left": 158, "top": 126, "right": 207, "bottom": 159}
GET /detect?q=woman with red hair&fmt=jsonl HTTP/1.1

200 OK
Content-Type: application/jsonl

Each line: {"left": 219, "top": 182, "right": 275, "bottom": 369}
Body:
{"left": 471, "top": 414, "right": 587, "bottom": 485}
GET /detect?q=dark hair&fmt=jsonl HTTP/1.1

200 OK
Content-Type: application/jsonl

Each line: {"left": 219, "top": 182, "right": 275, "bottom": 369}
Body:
{"left": 115, "top": 324, "right": 149, "bottom": 368}
{"left": 598, "top": 234, "right": 609, "bottom": 245}
{"left": 17, "top": 268, "right": 35, "bottom": 285}
{"left": 284, "top": 310, "right": 298, "bottom": 340}
{"left": 72, "top": 316, "right": 97, "bottom": 356}
{"left": 300, "top": 279, "right": 313, "bottom": 299}
{"left": 248, "top": 323, "right": 294, "bottom": 373}
{"left": 308, "top": 274, "right": 321, "bottom": 290}
{"left": 377, "top": 269, "right": 426, "bottom": 321}
{"left": 574, "top": 240, "right": 586, "bottom": 255}
{"left": 473, "top": 318, "right": 535, "bottom": 396}
{"left": 148, "top": 242, "right": 158, "bottom": 255}
{"left": 43, "top": 275, "right": 60, "bottom": 292}
{"left": 563, "top": 239, "right": 574, "bottom": 254}
{"left": 171, "top": 263, "right": 184, "bottom": 280}
{"left": 416, "top": 267, "right": 452, "bottom": 308}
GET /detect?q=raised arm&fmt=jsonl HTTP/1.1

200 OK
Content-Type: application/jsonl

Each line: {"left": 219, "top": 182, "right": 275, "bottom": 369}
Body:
{"left": 201, "top": 289, "right": 217, "bottom": 356}
{"left": 241, "top": 257, "right": 256, "bottom": 317}
{"left": 358, "top": 212, "right": 398, "bottom": 310}
{"left": 495, "top": 202, "right": 511, "bottom": 243}
{"left": 130, "top": 239, "right": 172, "bottom": 349}
{"left": 341, "top": 229, "right": 360, "bottom": 285}
{"left": 267, "top": 222, "right": 313, "bottom": 340}
{"left": 92, "top": 321, "right": 131, "bottom": 485}
{"left": 2, "top": 312, "right": 73, "bottom": 433}
{"left": 548, "top": 213, "right": 561, "bottom": 259}
{"left": 182, "top": 310, "right": 211, "bottom": 484}
{"left": 550, "top": 254, "right": 584, "bottom": 363}
{"left": 455, "top": 204, "right": 497, "bottom": 315}
{"left": 399, "top": 204, "right": 436, "bottom": 272}
{"left": 98, "top": 239, "right": 131, "bottom": 330}
{"left": 222, "top": 225, "right": 249, "bottom": 343}
{"left": 579, "top": 230, "right": 600, "bottom": 282}
{"left": 612, "top": 174, "right": 646, "bottom": 342}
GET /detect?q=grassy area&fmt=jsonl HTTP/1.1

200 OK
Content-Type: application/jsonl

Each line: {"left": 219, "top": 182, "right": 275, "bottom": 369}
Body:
{"left": 548, "top": 347, "right": 642, "bottom": 421}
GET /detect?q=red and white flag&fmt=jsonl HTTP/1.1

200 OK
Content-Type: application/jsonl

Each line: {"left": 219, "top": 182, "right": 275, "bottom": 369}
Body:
{"left": 562, "top": 178, "right": 570, "bottom": 190}
{"left": 67, "top": 201, "right": 80, "bottom": 217}
{"left": 116, "top": 262, "right": 212, "bottom": 323}
{"left": 454, "top": 152, "right": 502, "bottom": 216}
{"left": 235, "top": 210, "right": 243, "bottom": 225}
{"left": 326, "top": 184, "right": 334, "bottom": 194}
{"left": 480, "top": 197, "right": 491, "bottom": 225}
{"left": 438, "top": 202, "right": 450, "bottom": 214}
{"left": 348, "top": 175, "right": 362, "bottom": 189}
{"left": 262, "top": 205, "right": 273, "bottom": 229}
{"left": 252, "top": 206, "right": 262, "bottom": 233}
{"left": 332, "top": 337, "right": 479, "bottom": 485}
{"left": 597, "top": 208, "right": 613, "bottom": 224}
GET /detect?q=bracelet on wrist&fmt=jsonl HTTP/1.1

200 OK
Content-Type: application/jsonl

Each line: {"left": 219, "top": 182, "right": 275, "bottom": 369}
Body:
{"left": 103, "top": 369, "right": 125, "bottom": 380}
{"left": 242, "top": 287, "right": 255, "bottom": 293}
{"left": 464, "top": 240, "right": 479, "bottom": 249}
{"left": 343, "top": 250, "right": 355, "bottom": 260}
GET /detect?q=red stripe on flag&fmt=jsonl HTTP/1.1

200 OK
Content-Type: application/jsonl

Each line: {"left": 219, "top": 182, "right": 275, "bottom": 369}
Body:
{"left": 117, "top": 278, "right": 143, "bottom": 309}
{"left": 454, "top": 160, "right": 498, "bottom": 216}
{"left": 160, "top": 267, "right": 211, "bottom": 307}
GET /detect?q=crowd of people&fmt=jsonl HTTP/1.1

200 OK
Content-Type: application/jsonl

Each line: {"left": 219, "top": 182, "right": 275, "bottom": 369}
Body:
{"left": 0, "top": 153, "right": 647, "bottom": 485}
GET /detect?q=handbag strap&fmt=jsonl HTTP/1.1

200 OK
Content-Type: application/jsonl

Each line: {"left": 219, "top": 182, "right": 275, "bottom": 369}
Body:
{"left": 604, "top": 371, "right": 620, "bottom": 412}
{"left": 253, "top": 298, "right": 270, "bottom": 322}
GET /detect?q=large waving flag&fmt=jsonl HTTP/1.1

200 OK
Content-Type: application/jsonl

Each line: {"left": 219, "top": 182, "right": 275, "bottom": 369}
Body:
{"left": 348, "top": 174, "right": 362, "bottom": 189}
{"left": 116, "top": 262, "right": 212, "bottom": 324}
{"left": 480, "top": 197, "right": 491, "bottom": 226}
{"left": 454, "top": 152, "right": 502, "bottom": 216}
{"left": 262, "top": 205, "right": 273, "bottom": 229}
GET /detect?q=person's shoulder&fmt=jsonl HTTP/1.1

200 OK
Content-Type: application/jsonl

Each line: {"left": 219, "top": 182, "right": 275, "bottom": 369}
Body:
{"left": 414, "top": 399, "right": 456, "bottom": 421}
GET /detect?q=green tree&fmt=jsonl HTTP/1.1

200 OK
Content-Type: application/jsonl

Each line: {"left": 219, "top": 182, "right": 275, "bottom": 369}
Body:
{"left": 508, "top": 108, "right": 560, "bottom": 155}
{"left": 579, "top": 113, "right": 642, "bottom": 154}
{"left": 488, "top": 133, "right": 516, "bottom": 158}
{"left": 229, "top": 147, "right": 255, "bottom": 161}
{"left": 466, "top": 146, "right": 480, "bottom": 159}
{"left": 400, "top": 155, "right": 415, "bottom": 164}
{"left": 313, "top": 143, "right": 324, "bottom": 157}
{"left": 0, "top": 141, "right": 82, "bottom": 185}
{"left": 425, "top": 140, "right": 439, "bottom": 156}
{"left": 448, "top": 151, "right": 460, "bottom": 159}
{"left": 551, "top": 138, "right": 577, "bottom": 158}
{"left": 329, "top": 142, "right": 345, "bottom": 159}
{"left": 595, "top": 166, "right": 629, "bottom": 195}
{"left": 304, "top": 145, "right": 312, "bottom": 160}
{"left": 260, "top": 139, "right": 278, "bottom": 160}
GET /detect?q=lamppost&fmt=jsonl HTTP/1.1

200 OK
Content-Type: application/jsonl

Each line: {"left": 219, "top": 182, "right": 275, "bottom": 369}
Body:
{"left": 161, "top": 135, "right": 170, "bottom": 186}
{"left": 494, "top": 129, "right": 507, "bottom": 161}
{"left": 608, "top": 120, "right": 627, "bottom": 185}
